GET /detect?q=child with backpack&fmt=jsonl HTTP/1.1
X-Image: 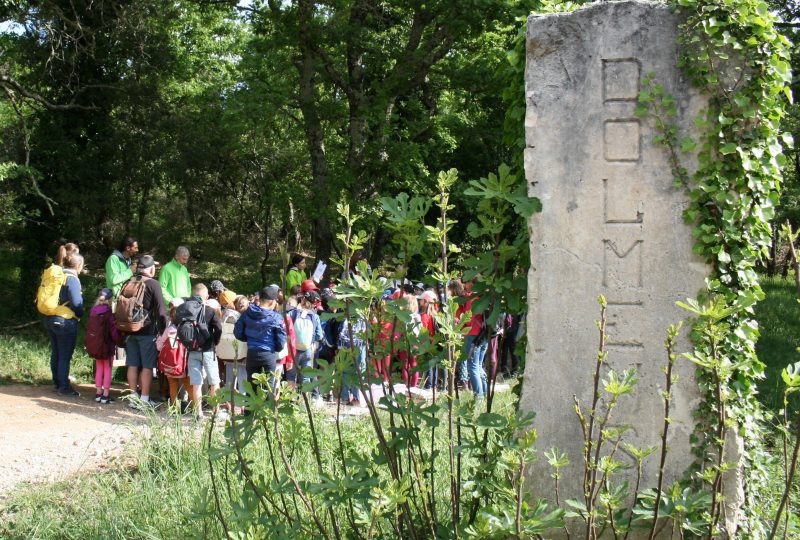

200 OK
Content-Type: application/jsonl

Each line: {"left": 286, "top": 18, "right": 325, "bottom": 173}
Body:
{"left": 85, "top": 288, "right": 121, "bottom": 404}
{"left": 338, "top": 315, "right": 367, "bottom": 407}
{"left": 288, "top": 291, "right": 324, "bottom": 400}
{"left": 317, "top": 288, "right": 339, "bottom": 402}
{"left": 157, "top": 298, "right": 192, "bottom": 411}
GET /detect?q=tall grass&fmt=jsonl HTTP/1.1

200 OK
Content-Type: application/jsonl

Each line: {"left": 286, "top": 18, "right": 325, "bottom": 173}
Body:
{"left": 0, "top": 414, "right": 216, "bottom": 539}
{"left": 0, "top": 390, "right": 519, "bottom": 539}
{"left": 755, "top": 275, "right": 800, "bottom": 411}
{"left": 0, "top": 326, "right": 94, "bottom": 386}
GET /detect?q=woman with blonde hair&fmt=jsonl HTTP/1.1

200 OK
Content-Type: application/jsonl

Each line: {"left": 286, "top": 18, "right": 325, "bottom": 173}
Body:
{"left": 54, "top": 243, "right": 79, "bottom": 266}
{"left": 44, "top": 252, "right": 84, "bottom": 397}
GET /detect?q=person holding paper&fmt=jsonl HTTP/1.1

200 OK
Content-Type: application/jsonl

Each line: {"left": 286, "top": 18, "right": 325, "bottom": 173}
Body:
{"left": 285, "top": 254, "right": 308, "bottom": 295}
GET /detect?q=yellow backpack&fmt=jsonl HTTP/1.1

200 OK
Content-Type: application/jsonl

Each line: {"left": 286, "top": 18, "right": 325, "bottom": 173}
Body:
{"left": 36, "top": 264, "right": 75, "bottom": 318}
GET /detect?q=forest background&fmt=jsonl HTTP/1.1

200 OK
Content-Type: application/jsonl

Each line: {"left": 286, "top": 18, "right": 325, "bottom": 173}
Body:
{"left": 0, "top": 0, "right": 799, "bottom": 314}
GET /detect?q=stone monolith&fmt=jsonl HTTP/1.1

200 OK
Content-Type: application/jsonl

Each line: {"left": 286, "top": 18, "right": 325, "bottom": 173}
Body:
{"left": 519, "top": 0, "right": 711, "bottom": 517}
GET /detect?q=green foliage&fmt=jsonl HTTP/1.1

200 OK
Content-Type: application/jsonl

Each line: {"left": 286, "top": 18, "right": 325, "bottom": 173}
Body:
{"left": 635, "top": 0, "right": 793, "bottom": 534}
{"left": 193, "top": 179, "right": 563, "bottom": 539}
{"left": 461, "top": 163, "right": 535, "bottom": 326}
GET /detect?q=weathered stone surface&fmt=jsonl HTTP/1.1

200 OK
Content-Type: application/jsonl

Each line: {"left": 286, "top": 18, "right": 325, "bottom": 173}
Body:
{"left": 520, "top": 0, "right": 710, "bottom": 512}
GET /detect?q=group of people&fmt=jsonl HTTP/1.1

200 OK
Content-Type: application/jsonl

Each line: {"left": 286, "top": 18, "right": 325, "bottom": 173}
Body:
{"left": 40, "top": 240, "right": 524, "bottom": 417}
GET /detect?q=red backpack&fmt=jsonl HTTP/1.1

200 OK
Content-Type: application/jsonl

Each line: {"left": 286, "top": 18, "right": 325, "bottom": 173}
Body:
{"left": 158, "top": 334, "right": 188, "bottom": 378}
{"left": 85, "top": 309, "right": 114, "bottom": 359}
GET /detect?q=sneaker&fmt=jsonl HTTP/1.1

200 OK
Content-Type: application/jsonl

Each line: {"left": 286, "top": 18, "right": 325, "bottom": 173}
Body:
{"left": 95, "top": 393, "right": 102, "bottom": 402}
{"left": 128, "top": 397, "right": 153, "bottom": 411}
{"left": 100, "top": 395, "right": 115, "bottom": 404}
{"left": 57, "top": 388, "right": 80, "bottom": 397}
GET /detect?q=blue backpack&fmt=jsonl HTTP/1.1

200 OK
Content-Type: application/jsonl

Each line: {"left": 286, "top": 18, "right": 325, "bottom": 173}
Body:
{"left": 318, "top": 317, "right": 338, "bottom": 359}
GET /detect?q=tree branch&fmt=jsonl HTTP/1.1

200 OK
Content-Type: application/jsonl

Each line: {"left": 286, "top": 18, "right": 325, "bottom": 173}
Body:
{"left": 0, "top": 74, "right": 98, "bottom": 111}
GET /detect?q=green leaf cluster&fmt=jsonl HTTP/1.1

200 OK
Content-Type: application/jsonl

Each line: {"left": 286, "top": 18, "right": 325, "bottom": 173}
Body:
{"left": 635, "top": 0, "right": 794, "bottom": 534}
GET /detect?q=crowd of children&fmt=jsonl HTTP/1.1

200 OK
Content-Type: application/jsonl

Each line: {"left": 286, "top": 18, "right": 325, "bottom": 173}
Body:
{"left": 38, "top": 241, "right": 525, "bottom": 418}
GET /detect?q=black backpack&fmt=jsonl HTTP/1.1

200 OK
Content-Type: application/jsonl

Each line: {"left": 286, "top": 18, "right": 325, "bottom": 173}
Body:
{"left": 175, "top": 299, "right": 211, "bottom": 352}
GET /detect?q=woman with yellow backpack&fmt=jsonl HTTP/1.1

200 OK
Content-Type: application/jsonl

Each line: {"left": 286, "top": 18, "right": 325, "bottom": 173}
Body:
{"left": 37, "top": 246, "right": 85, "bottom": 397}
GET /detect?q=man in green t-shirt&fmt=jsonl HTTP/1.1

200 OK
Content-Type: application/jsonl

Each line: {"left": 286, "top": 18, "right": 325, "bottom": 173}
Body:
{"left": 159, "top": 246, "right": 192, "bottom": 304}
{"left": 104, "top": 237, "right": 139, "bottom": 299}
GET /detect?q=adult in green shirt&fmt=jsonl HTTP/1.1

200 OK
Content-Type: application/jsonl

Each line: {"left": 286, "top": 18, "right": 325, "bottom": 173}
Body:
{"left": 286, "top": 254, "right": 308, "bottom": 296}
{"left": 104, "top": 237, "right": 139, "bottom": 299}
{"left": 159, "top": 246, "right": 192, "bottom": 304}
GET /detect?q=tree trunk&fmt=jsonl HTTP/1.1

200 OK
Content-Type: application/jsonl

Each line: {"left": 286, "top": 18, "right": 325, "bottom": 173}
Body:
{"left": 767, "top": 224, "right": 778, "bottom": 276}
{"left": 297, "top": 0, "right": 333, "bottom": 262}
{"left": 261, "top": 202, "right": 273, "bottom": 287}
{"left": 124, "top": 182, "right": 133, "bottom": 235}
{"left": 287, "top": 199, "right": 300, "bottom": 253}
{"left": 136, "top": 179, "right": 151, "bottom": 246}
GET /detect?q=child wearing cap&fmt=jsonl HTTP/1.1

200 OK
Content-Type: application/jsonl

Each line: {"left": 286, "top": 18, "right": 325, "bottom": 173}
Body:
{"left": 287, "top": 291, "right": 324, "bottom": 400}
{"left": 86, "top": 288, "right": 122, "bottom": 404}
{"left": 234, "top": 285, "right": 287, "bottom": 398}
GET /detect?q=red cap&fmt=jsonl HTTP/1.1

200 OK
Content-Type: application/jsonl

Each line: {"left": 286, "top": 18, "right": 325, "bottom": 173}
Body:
{"left": 301, "top": 279, "right": 319, "bottom": 292}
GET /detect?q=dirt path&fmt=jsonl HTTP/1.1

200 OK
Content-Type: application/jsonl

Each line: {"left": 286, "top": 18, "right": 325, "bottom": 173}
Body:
{"left": 0, "top": 380, "right": 515, "bottom": 497}
{"left": 0, "top": 384, "right": 147, "bottom": 497}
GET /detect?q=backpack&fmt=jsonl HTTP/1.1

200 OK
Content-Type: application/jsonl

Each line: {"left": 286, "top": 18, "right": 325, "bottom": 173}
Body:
{"left": 216, "top": 309, "right": 247, "bottom": 360}
{"left": 115, "top": 276, "right": 149, "bottom": 333}
{"left": 318, "top": 317, "right": 338, "bottom": 360}
{"left": 338, "top": 317, "right": 365, "bottom": 350}
{"left": 175, "top": 299, "right": 211, "bottom": 352}
{"left": 85, "top": 309, "right": 113, "bottom": 359}
{"left": 36, "top": 265, "right": 74, "bottom": 318}
{"left": 158, "top": 335, "right": 188, "bottom": 378}
{"left": 292, "top": 310, "right": 315, "bottom": 351}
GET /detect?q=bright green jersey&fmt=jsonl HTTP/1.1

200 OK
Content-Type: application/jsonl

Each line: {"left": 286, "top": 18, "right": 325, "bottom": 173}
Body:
{"left": 159, "top": 258, "right": 191, "bottom": 304}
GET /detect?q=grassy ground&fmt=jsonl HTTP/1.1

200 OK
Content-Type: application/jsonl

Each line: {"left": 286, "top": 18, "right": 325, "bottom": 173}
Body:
{"left": 0, "top": 390, "right": 518, "bottom": 539}
{"left": 755, "top": 275, "right": 800, "bottom": 411}
{"left": 0, "top": 415, "right": 213, "bottom": 539}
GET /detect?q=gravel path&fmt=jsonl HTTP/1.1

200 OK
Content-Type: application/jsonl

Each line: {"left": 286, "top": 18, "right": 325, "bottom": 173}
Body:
{"left": 0, "top": 380, "right": 514, "bottom": 497}
{"left": 0, "top": 384, "right": 146, "bottom": 497}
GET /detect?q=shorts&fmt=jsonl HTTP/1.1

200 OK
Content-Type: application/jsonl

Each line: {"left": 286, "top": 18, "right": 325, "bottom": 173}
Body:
{"left": 188, "top": 350, "right": 221, "bottom": 387}
{"left": 125, "top": 335, "right": 158, "bottom": 370}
